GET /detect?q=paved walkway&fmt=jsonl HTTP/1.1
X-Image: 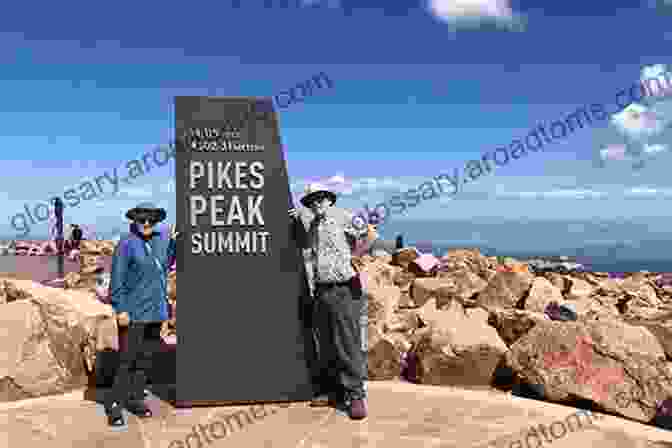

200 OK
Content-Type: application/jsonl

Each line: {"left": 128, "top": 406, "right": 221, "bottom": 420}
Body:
{"left": 3, "top": 381, "right": 672, "bottom": 448}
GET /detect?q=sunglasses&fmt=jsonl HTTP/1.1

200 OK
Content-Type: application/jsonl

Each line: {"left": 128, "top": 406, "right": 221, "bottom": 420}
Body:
{"left": 308, "top": 195, "right": 332, "bottom": 207}
{"left": 134, "top": 213, "right": 160, "bottom": 225}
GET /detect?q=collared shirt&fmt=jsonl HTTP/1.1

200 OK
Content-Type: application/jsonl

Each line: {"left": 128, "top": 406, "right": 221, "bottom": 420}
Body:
{"left": 298, "top": 206, "right": 367, "bottom": 284}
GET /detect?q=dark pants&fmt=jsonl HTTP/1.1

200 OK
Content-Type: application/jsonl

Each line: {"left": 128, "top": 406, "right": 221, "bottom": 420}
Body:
{"left": 313, "top": 279, "right": 366, "bottom": 401}
{"left": 105, "top": 322, "right": 162, "bottom": 409}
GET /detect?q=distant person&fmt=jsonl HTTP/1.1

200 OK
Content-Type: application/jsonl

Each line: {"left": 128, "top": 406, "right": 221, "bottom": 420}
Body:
{"left": 105, "top": 202, "right": 177, "bottom": 427}
{"left": 70, "top": 224, "right": 83, "bottom": 251}
{"left": 395, "top": 235, "right": 404, "bottom": 250}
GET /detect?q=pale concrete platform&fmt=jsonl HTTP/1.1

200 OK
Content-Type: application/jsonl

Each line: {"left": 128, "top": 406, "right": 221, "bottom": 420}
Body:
{"left": 3, "top": 381, "right": 672, "bottom": 448}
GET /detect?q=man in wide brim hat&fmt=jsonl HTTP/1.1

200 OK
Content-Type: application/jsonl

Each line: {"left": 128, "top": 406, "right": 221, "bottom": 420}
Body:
{"left": 289, "top": 182, "right": 369, "bottom": 420}
{"left": 299, "top": 183, "right": 338, "bottom": 207}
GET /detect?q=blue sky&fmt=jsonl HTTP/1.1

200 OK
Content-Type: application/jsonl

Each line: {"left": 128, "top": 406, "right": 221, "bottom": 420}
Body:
{"left": 1, "top": 0, "right": 672, "bottom": 241}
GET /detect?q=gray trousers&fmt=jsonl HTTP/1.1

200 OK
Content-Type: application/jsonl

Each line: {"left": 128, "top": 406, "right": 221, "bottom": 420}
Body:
{"left": 312, "top": 280, "right": 367, "bottom": 400}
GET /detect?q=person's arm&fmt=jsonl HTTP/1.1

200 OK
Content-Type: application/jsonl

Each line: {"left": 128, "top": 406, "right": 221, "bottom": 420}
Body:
{"left": 290, "top": 208, "right": 311, "bottom": 249}
{"left": 158, "top": 224, "right": 179, "bottom": 270}
{"left": 108, "top": 241, "right": 130, "bottom": 315}
{"left": 343, "top": 210, "right": 368, "bottom": 248}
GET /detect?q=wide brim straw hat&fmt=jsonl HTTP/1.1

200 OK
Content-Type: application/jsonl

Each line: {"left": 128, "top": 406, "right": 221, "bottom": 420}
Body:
{"left": 300, "top": 182, "right": 337, "bottom": 207}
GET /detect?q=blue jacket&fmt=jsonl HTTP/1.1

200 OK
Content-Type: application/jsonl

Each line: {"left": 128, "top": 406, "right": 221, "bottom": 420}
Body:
{"left": 109, "top": 223, "right": 176, "bottom": 322}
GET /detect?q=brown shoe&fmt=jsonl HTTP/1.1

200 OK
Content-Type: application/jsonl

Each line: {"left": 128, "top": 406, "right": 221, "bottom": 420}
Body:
{"left": 348, "top": 398, "right": 367, "bottom": 420}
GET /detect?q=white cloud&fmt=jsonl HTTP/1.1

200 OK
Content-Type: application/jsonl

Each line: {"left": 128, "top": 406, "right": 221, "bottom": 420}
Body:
{"left": 627, "top": 187, "right": 659, "bottom": 195}
{"left": 596, "top": 63, "right": 672, "bottom": 170}
{"left": 642, "top": 64, "right": 669, "bottom": 80}
{"left": 610, "top": 103, "right": 665, "bottom": 140}
{"left": 326, "top": 174, "right": 345, "bottom": 184}
{"left": 425, "top": 0, "right": 524, "bottom": 29}
{"left": 596, "top": 143, "right": 667, "bottom": 165}
{"left": 542, "top": 189, "right": 607, "bottom": 199}
{"left": 644, "top": 143, "right": 669, "bottom": 154}
{"left": 496, "top": 189, "right": 607, "bottom": 199}
{"left": 290, "top": 174, "right": 418, "bottom": 200}
{"left": 622, "top": 186, "right": 672, "bottom": 198}
{"left": 599, "top": 144, "right": 630, "bottom": 162}
{"left": 640, "top": 64, "right": 672, "bottom": 100}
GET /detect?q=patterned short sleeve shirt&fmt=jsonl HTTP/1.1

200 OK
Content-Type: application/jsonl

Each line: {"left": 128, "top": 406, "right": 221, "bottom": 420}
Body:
{"left": 299, "top": 206, "right": 367, "bottom": 284}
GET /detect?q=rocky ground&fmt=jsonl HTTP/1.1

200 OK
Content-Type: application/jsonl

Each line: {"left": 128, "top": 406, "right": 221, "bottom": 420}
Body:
{"left": 2, "top": 242, "right": 672, "bottom": 445}
{"left": 360, "top": 247, "right": 672, "bottom": 425}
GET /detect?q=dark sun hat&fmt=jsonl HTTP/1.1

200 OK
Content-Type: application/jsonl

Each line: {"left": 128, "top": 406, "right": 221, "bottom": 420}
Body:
{"left": 300, "top": 182, "right": 337, "bottom": 207}
{"left": 125, "top": 202, "right": 167, "bottom": 222}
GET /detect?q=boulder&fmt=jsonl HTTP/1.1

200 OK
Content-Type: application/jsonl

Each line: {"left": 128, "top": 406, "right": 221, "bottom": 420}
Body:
{"left": 383, "top": 309, "right": 420, "bottom": 334}
{"left": 393, "top": 271, "right": 417, "bottom": 308}
{"left": 525, "top": 277, "right": 564, "bottom": 313}
{"left": 408, "top": 253, "right": 440, "bottom": 277}
{"left": 409, "top": 300, "right": 508, "bottom": 386}
{"left": 367, "top": 325, "right": 403, "bottom": 380}
{"left": 439, "top": 249, "right": 496, "bottom": 280}
{"left": 393, "top": 271, "right": 416, "bottom": 291}
{"left": 63, "top": 272, "right": 81, "bottom": 290}
{"left": 623, "top": 310, "right": 672, "bottom": 360}
{"left": 0, "top": 279, "right": 117, "bottom": 402}
{"left": 506, "top": 318, "right": 672, "bottom": 422}
{"left": 0, "top": 279, "right": 33, "bottom": 304}
{"left": 476, "top": 271, "right": 534, "bottom": 310}
{"left": 412, "top": 272, "right": 488, "bottom": 309}
{"left": 391, "top": 247, "right": 420, "bottom": 270}
{"left": 79, "top": 240, "right": 115, "bottom": 256}
{"left": 79, "top": 255, "right": 100, "bottom": 276}
{"left": 359, "top": 259, "right": 400, "bottom": 290}
{"left": 367, "top": 286, "right": 401, "bottom": 332}
{"left": 570, "top": 296, "right": 620, "bottom": 320}
{"left": 620, "top": 277, "right": 662, "bottom": 313}
{"left": 544, "top": 272, "right": 569, "bottom": 292}
{"left": 487, "top": 308, "right": 547, "bottom": 346}
{"left": 565, "top": 277, "right": 594, "bottom": 301}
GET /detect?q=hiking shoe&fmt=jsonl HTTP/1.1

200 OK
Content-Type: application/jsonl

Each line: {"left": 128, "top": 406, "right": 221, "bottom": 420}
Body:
{"left": 348, "top": 398, "right": 368, "bottom": 420}
{"left": 105, "top": 402, "right": 125, "bottom": 427}
{"left": 126, "top": 399, "right": 153, "bottom": 418}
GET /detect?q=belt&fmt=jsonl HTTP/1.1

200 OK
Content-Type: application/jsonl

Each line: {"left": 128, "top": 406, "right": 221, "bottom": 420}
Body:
{"left": 315, "top": 277, "right": 355, "bottom": 288}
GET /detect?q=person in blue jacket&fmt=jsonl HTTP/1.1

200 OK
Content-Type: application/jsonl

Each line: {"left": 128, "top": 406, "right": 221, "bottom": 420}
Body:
{"left": 105, "top": 202, "right": 178, "bottom": 426}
